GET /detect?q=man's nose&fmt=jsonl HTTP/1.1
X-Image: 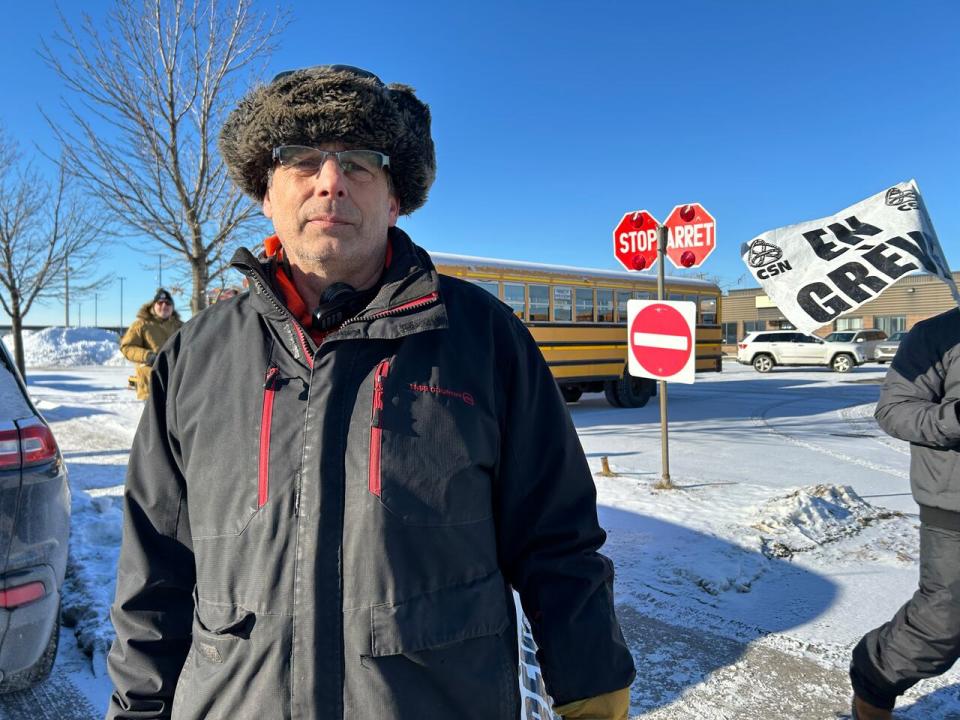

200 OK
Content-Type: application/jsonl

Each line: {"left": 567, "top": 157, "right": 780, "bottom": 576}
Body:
{"left": 313, "top": 156, "right": 348, "bottom": 198}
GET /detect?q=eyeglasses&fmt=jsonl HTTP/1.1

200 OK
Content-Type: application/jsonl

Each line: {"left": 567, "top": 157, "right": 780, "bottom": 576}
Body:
{"left": 271, "top": 64, "right": 384, "bottom": 86}
{"left": 155, "top": 300, "right": 172, "bottom": 306}
{"left": 272, "top": 146, "right": 390, "bottom": 183}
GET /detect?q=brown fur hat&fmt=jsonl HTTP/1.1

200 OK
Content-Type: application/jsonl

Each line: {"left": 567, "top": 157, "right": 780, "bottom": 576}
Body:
{"left": 219, "top": 65, "right": 435, "bottom": 215}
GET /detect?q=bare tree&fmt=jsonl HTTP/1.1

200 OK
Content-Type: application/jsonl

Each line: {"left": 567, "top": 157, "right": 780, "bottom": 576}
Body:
{"left": 0, "top": 135, "right": 106, "bottom": 376}
{"left": 42, "top": 0, "right": 282, "bottom": 314}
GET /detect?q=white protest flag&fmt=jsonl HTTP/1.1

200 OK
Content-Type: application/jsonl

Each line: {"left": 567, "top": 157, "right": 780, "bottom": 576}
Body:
{"left": 740, "top": 180, "right": 959, "bottom": 336}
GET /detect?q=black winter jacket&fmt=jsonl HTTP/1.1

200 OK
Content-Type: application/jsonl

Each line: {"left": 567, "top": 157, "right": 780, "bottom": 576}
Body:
{"left": 875, "top": 308, "right": 960, "bottom": 515}
{"left": 105, "top": 228, "right": 635, "bottom": 720}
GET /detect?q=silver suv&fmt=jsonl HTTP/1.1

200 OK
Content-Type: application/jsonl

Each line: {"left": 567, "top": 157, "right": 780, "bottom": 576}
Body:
{"left": 822, "top": 329, "right": 888, "bottom": 361}
{"left": 875, "top": 331, "right": 906, "bottom": 364}
{"left": 737, "top": 331, "right": 868, "bottom": 373}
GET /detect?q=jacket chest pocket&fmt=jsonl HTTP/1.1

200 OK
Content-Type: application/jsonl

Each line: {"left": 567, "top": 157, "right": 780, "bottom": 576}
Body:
{"left": 187, "top": 364, "right": 302, "bottom": 539}
{"left": 368, "top": 357, "right": 495, "bottom": 527}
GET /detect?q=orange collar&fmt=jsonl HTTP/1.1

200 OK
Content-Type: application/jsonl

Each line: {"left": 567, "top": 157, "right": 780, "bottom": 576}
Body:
{"left": 263, "top": 235, "right": 393, "bottom": 343}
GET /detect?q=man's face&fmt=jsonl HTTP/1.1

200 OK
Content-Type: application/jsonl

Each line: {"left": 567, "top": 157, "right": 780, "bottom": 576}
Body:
{"left": 153, "top": 300, "right": 173, "bottom": 319}
{"left": 262, "top": 143, "right": 399, "bottom": 285}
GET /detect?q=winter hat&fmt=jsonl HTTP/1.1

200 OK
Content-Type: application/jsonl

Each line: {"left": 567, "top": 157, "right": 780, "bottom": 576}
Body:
{"left": 153, "top": 288, "right": 174, "bottom": 305}
{"left": 219, "top": 64, "right": 436, "bottom": 215}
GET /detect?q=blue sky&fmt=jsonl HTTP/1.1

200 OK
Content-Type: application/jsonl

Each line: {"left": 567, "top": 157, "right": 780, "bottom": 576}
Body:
{"left": 1, "top": 0, "right": 958, "bottom": 327}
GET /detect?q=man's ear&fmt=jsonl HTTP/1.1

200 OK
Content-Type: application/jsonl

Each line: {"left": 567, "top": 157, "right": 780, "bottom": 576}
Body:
{"left": 262, "top": 189, "right": 273, "bottom": 219}
{"left": 388, "top": 193, "right": 399, "bottom": 227}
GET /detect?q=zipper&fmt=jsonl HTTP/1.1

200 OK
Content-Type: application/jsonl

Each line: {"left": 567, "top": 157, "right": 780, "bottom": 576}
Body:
{"left": 289, "top": 320, "right": 314, "bottom": 368}
{"left": 248, "top": 273, "right": 315, "bottom": 369}
{"left": 259, "top": 365, "right": 280, "bottom": 508}
{"left": 342, "top": 291, "right": 440, "bottom": 330}
{"left": 368, "top": 358, "right": 392, "bottom": 497}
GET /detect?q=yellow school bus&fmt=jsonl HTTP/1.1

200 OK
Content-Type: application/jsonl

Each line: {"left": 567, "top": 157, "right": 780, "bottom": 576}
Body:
{"left": 430, "top": 252, "right": 722, "bottom": 407}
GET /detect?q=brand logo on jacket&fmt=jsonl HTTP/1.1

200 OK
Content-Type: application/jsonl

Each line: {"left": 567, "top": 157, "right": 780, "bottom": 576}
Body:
{"left": 408, "top": 383, "right": 475, "bottom": 406}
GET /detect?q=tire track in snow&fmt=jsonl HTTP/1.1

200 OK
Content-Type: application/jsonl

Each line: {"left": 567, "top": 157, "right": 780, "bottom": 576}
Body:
{"left": 754, "top": 395, "right": 909, "bottom": 480}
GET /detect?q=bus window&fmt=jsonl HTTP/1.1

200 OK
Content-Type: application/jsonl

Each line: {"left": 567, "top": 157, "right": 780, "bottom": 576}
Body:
{"left": 700, "top": 297, "right": 717, "bottom": 324}
{"left": 474, "top": 280, "right": 500, "bottom": 298}
{"left": 634, "top": 291, "right": 651, "bottom": 300}
{"left": 670, "top": 293, "right": 683, "bottom": 302}
{"left": 553, "top": 286, "right": 572, "bottom": 322}
{"left": 529, "top": 284, "right": 549, "bottom": 322}
{"left": 503, "top": 283, "right": 525, "bottom": 319}
{"left": 615, "top": 291, "right": 631, "bottom": 322}
{"left": 575, "top": 288, "right": 594, "bottom": 322}
{"left": 596, "top": 289, "right": 614, "bottom": 323}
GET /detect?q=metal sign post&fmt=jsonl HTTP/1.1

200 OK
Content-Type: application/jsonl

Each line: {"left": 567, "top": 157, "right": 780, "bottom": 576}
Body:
{"left": 656, "top": 224, "right": 672, "bottom": 488}
{"left": 613, "top": 202, "right": 714, "bottom": 490}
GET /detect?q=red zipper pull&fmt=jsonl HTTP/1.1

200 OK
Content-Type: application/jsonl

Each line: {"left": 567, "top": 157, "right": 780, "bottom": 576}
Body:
{"left": 264, "top": 365, "right": 280, "bottom": 389}
{"left": 371, "top": 359, "right": 390, "bottom": 428}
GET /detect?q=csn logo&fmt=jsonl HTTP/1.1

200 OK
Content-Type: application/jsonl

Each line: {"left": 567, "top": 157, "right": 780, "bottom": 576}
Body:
{"left": 745, "top": 238, "right": 793, "bottom": 279}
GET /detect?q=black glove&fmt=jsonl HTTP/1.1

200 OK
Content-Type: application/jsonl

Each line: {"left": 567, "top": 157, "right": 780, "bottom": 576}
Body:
{"left": 144, "top": 352, "right": 157, "bottom": 366}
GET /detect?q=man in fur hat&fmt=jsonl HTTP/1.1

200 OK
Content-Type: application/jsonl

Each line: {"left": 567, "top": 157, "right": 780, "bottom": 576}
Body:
{"left": 106, "top": 65, "right": 635, "bottom": 720}
{"left": 119, "top": 288, "right": 182, "bottom": 400}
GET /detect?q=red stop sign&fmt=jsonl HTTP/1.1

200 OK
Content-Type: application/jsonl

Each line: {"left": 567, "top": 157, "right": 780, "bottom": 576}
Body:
{"left": 630, "top": 303, "right": 692, "bottom": 378}
{"left": 663, "top": 203, "right": 716, "bottom": 269}
{"left": 613, "top": 210, "right": 660, "bottom": 271}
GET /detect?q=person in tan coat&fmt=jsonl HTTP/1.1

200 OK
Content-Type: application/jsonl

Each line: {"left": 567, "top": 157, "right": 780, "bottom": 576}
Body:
{"left": 120, "top": 288, "right": 183, "bottom": 399}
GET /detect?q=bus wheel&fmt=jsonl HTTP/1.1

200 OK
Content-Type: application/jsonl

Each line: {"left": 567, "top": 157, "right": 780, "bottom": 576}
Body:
{"left": 616, "top": 374, "right": 655, "bottom": 408}
{"left": 560, "top": 385, "right": 583, "bottom": 403}
{"left": 603, "top": 380, "right": 624, "bottom": 407}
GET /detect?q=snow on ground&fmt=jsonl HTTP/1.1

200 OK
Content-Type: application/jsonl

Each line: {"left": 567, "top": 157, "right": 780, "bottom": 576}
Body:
{"left": 2, "top": 328, "right": 129, "bottom": 368}
{"left": 10, "top": 354, "right": 960, "bottom": 718}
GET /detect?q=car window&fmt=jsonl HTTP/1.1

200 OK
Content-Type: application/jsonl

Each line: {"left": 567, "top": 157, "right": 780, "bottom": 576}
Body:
{"left": 0, "top": 345, "right": 33, "bottom": 421}
{"left": 825, "top": 332, "right": 854, "bottom": 342}
{"left": 891, "top": 332, "right": 906, "bottom": 341}
{"left": 795, "top": 334, "right": 820, "bottom": 343}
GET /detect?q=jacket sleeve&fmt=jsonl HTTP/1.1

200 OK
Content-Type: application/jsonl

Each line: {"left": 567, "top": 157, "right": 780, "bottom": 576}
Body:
{"left": 120, "top": 320, "right": 152, "bottom": 365}
{"left": 106, "top": 348, "right": 195, "bottom": 720}
{"left": 494, "top": 314, "right": 635, "bottom": 706}
{"left": 875, "top": 323, "right": 960, "bottom": 448}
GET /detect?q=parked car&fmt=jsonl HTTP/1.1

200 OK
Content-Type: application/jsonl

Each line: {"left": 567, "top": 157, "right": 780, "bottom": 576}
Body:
{"left": 0, "top": 339, "right": 69, "bottom": 693}
{"left": 822, "top": 329, "right": 888, "bottom": 361}
{"left": 875, "top": 331, "right": 907, "bottom": 364}
{"left": 737, "top": 330, "right": 868, "bottom": 373}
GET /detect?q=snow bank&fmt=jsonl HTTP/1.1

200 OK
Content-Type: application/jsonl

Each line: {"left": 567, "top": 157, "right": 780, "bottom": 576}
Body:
{"left": 2, "top": 327, "right": 129, "bottom": 367}
{"left": 750, "top": 484, "right": 901, "bottom": 557}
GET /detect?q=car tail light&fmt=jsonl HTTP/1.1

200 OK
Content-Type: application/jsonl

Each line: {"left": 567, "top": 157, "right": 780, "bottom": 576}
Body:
{"left": 19, "top": 424, "right": 59, "bottom": 467}
{"left": 738, "top": 343, "right": 747, "bottom": 350}
{"left": 0, "top": 429, "right": 19, "bottom": 470}
{"left": 0, "top": 424, "right": 59, "bottom": 470}
{"left": 0, "top": 581, "right": 46, "bottom": 608}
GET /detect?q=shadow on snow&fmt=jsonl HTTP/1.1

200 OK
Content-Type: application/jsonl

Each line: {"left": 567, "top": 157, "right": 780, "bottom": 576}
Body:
{"left": 597, "top": 506, "right": 838, "bottom": 713}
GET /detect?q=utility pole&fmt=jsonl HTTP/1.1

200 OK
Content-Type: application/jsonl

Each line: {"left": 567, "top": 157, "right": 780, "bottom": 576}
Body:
{"left": 77, "top": 303, "right": 82, "bottom": 327}
{"left": 119, "top": 276, "right": 125, "bottom": 328}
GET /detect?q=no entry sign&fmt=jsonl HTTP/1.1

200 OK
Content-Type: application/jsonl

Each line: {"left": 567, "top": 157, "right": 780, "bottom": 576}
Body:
{"left": 627, "top": 300, "right": 697, "bottom": 384}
